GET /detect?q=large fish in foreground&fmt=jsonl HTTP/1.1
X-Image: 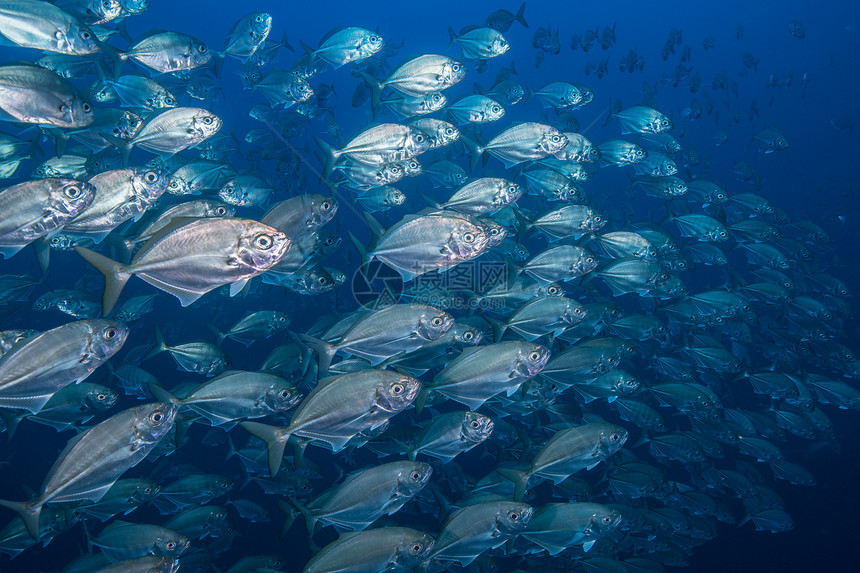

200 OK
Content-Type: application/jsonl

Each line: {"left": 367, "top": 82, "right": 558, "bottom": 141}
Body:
{"left": 0, "top": 402, "right": 176, "bottom": 538}
{"left": 75, "top": 217, "right": 291, "bottom": 314}
{"left": 0, "top": 319, "right": 127, "bottom": 413}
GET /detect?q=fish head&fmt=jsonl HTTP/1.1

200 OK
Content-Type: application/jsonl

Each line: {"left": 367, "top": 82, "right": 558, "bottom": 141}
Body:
{"left": 492, "top": 34, "right": 511, "bottom": 56}
{"left": 57, "top": 23, "right": 101, "bottom": 55}
{"left": 416, "top": 309, "right": 454, "bottom": 342}
{"left": 477, "top": 218, "right": 507, "bottom": 247}
{"left": 377, "top": 374, "right": 421, "bottom": 412}
{"left": 455, "top": 324, "right": 484, "bottom": 346}
{"left": 47, "top": 178, "right": 97, "bottom": 219}
{"left": 267, "top": 311, "right": 291, "bottom": 333}
{"left": 400, "top": 461, "right": 433, "bottom": 494}
{"left": 397, "top": 531, "right": 436, "bottom": 568}
{"left": 191, "top": 110, "right": 223, "bottom": 139}
{"left": 441, "top": 59, "right": 467, "bottom": 88}
{"left": 266, "top": 380, "right": 302, "bottom": 412}
{"left": 113, "top": 110, "right": 144, "bottom": 139}
{"left": 249, "top": 12, "right": 273, "bottom": 37}
{"left": 599, "top": 424, "right": 629, "bottom": 456}
{"left": 563, "top": 301, "right": 587, "bottom": 325}
{"left": 132, "top": 167, "right": 170, "bottom": 202}
{"left": 218, "top": 180, "right": 246, "bottom": 206}
{"left": 166, "top": 176, "right": 190, "bottom": 195}
{"left": 499, "top": 502, "right": 534, "bottom": 534}
{"left": 203, "top": 202, "right": 236, "bottom": 218}
{"left": 156, "top": 532, "right": 190, "bottom": 557}
{"left": 362, "top": 31, "right": 385, "bottom": 54}
{"left": 518, "top": 344, "right": 550, "bottom": 377}
{"left": 90, "top": 320, "right": 130, "bottom": 359}
{"left": 433, "top": 122, "right": 460, "bottom": 148}
{"left": 499, "top": 181, "right": 523, "bottom": 206}
{"left": 386, "top": 188, "right": 406, "bottom": 206}
{"left": 539, "top": 129, "right": 568, "bottom": 155}
{"left": 406, "top": 128, "right": 434, "bottom": 157}
{"left": 62, "top": 92, "right": 95, "bottom": 128}
{"left": 305, "top": 195, "right": 338, "bottom": 230}
{"left": 135, "top": 402, "right": 178, "bottom": 444}
{"left": 133, "top": 480, "right": 161, "bottom": 503}
{"left": 449, "top": 221, "right": 489, "bottom": 260}
{"left": 89, "top": 0, "right": 124, "bottom": 24}
{"left": 461, "top": 412, "right": 494, "bottom": 443}
{"left": 235, "top": 223, "right": 292, "bottom": 272}
{"left": 85, "top": 385, "right": 119, "bottom": 411}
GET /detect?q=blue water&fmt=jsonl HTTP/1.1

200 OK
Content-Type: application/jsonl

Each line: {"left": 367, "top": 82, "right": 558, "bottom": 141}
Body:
{"left": 1, "top": 1, "right": 859, "bottom": 571}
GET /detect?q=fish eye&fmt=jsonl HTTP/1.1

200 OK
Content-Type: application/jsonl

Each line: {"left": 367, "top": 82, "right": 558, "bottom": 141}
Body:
{"left": 463, "top": 232, "right": 475, "bottom": 243}
{"left": 463, "top": 332, "right": 474, "bottom": 341}
{"left": 391, "top": 383, "right": 404, "bottom": 395}
{"left": 82, "top": 103, "right": 91, "bottom": 112}
{"left": 509, "top": 511, "right": 520, "bottom": 521}
{"left": 594, "top": 216, "right": 602, "bottom": 222}
{"left": 150, "top": 411, "right": 165, "bottom": 424}
{"left": 410, "top": 471, "right": 422, "bottom": 481}
{"left": 445, "top": 127, "right": 455, "bottom": 135}
{"left": 215, "top": 206, "right": 227, "bottom": 216}
{"left": 104, "top": 327, "right": 118, "bottom": 339}
{"left": 491, "top": 105, "right": 501, "bottom": 113}
{"left": 452, "top": 63, "right": 462, "bottom": 72}
{"left": 278, "top": 389, "right": 290, "bottom": 399}
{"left": 574, "top": 307, "right": 583, "bottom": 314}
{"left": 145, "top": 171, "right": 158, "bottom": 183}
{"left": 316, "top": 276, "right": 328, "bottom": 285}
{"left": 609, "top": 432, "right": 620, "bottom": 442}
{"left": 529, "top": 351, "right": 541, "bottom": 361}
{"left": 81, "top": 30, "right": 92, "bottom": 40}
{"left": 551, "top": 135, "right": 562, "bottom": 143}
{"left": 431, "top": 317, "right": 443, "bottom": 327}
{"left": 198, "top": 44, "right": 207, "bottom": 53}
{"left": 166, "top": 541, "right": 176, "bottom": 550}
{"left": 414, "top": 133, "right": 425, "bottom": 143}
{"left": 470, "top": 420, "right": 480, "bottom": 429}
{"left": 602, "top": 516, "right": 613, "bottom": 525}
{"left": 65, "top": 185, "right": 81, "bottom": 198}
{"left": 97, "top": 393, "right": 107, "bottom": 401}
{"left": 321, "top": 200, "right": 332, "bottom": 210}
{"left": 254, "top": 234, "right": 274, "bottom": 250}
{"left": 255, "top": 15, "right": 264, "bottom": 22}
{"left": 586, "top": 257, "right": 595, "bottom": 264}
{"left": 203, "top": 116, "right": 213, "bottom": 124}
{"left": 411, "top": 543, "right": 423, "bottom": 554}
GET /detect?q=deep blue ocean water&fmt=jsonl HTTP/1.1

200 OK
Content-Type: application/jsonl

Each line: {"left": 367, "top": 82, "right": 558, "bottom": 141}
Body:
{"left": 0, "top": 1, "right": 859, "bottom": 571}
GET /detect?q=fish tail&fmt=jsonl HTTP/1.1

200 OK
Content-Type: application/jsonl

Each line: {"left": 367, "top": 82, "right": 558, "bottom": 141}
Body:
{"left": 280, "top": 31, "right": 295, "bottom": 52}
{"left": 516, "top": 2, "right": 529, "bottom": 28}
{"left": 0, "top": 410, "right": 22, "bottom": 440}
{"left": 447, "top": 26, "right": 458, "bottom": 48}
{"left": 460, "top": 134, "right": 483, "bottom": 171}
{"left": 240, "top": 421, "right": 289, "bottom": 477}
{"left": 602, "top": 97, "right": 616, "bottom": 127}
{"left": 358, "top": 71, "right": 383, "bottom": 111}
{"left": 495, "top": 467, "right": 530, "bottom": 501}
{"left": 147, "top": 383, "right": 180, "bottom": 405}
{"left": 296, "top": 333, "right": 337, "bottom": 375}
{"left": 0, "top": 499, "right": 41, "bottom": 539}
{"left": 274, "top": 499, "right": 300, "bottom": 538}
{"left": 212, "top": 50, "right": 226, "bottom": 77}
{"left": 414, "top": 386, "right": 431, "bottom": 414}
{"left": 207, "top": 323, "right": 228, "bottom": 345}
{"left": 286, "top": 497, "right": 318, "bottom": 536}
{"left": 101, "top": 43, "right": 126, "bottom": 78}
{"left": 485, "top": 315, "right": 506, "bottom": 343}
{"left": 314, "top": 136, "right": 338, "bottom": 179}
{"left": 143, "top": 326, "right": 168, "bottom": 361}
{"left": 44, "top": 128, "right": 69, "bottom": 159}
{"left": 348, "top": 231, "right": 371, "bottom": 278}
{"left": 74, "top": 246, "right": 130, "bottom": 315}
